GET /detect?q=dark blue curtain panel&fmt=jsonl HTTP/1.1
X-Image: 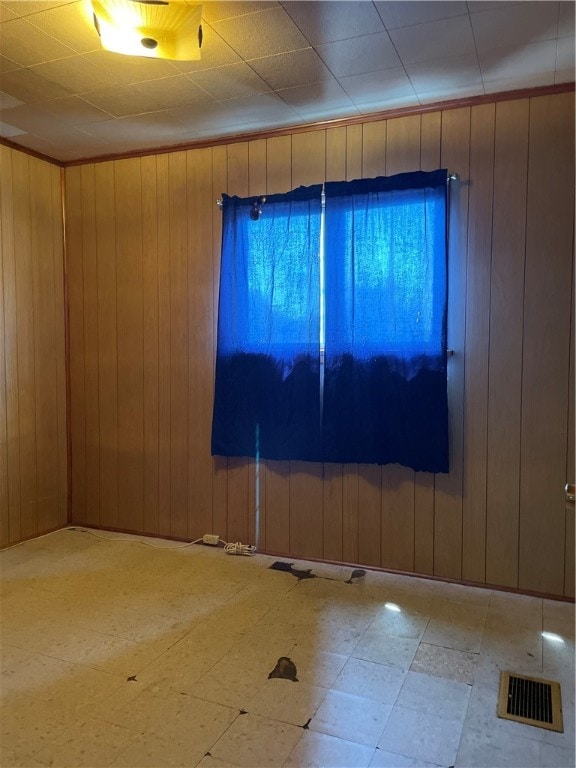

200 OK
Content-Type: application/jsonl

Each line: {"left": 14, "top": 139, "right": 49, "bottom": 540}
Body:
{"left": 211, "top": 170, "right": 449, "bottom": 473}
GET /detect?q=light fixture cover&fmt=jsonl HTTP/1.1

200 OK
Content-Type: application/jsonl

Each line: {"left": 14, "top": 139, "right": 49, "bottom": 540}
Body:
{"left": 91, "top": 0, "right": 202, "bottom": 60}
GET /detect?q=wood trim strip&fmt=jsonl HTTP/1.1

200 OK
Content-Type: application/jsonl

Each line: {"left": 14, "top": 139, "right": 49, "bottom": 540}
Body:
{"left": 0, "top": 137, "right": 64, "bottom": 167}
{"left": 60, "top": 82, "right": 575, "bottom": 168}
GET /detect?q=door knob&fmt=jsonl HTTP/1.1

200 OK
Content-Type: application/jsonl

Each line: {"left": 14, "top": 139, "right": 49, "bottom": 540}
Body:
{"left": 566, "top": 483, "right": 575, "bottom": 503}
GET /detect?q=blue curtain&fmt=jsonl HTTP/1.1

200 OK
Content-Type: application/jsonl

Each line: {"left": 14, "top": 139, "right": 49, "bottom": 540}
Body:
{"left": 211, "top": 170, "right": 449, "bottom": 473}
{"left": 211, "top": 184, "right": 323, "bottom": 461}
{"left": 322, "top": 170, "right": 449, "bottom": 472}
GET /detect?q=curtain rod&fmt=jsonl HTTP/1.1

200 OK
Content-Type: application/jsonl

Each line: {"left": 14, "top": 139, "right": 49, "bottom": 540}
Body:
{"left": 215, "top": 173, "right": 458, "bottom": 207}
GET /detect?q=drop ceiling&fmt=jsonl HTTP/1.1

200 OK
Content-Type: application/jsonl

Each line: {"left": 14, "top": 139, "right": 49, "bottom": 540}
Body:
{"left": 0, "top": 0, "right": 574, "bottom": 164}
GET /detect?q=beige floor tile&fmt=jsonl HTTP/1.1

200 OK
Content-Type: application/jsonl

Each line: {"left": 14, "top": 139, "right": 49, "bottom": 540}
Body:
{"left": 369, "top": 749, "right": 442, "bottom": 767}
{"left": 332, "top": 657, "right": 406, "bottom": 704}
{"left": 378, "top": 706, "right": 463, "bottom": 766}
{"left": 455, "top": 726, "right": 541, "bottom": 768}
{"left": 309, "top": 689, "right": 392, "bottom": 747}
{"left": 420, "top": 616, "right": 485, "bottom": 653}
{"left": 353, "top": 629, "right": 420, "bottom": 669}
{"left": 396, "top": 670, "right": 471, "bottom": 721}
{"left": 410, "top": 642, "right": 478, "bottom": 684}
{"left": 110, "top": 731, "right": 206, "bottom": 767}
{"left": 291, "top": 620, "right": 365, "bottom": 656}
{"left": 192, "top": 658, "right": 267, "bottom": 709}
{"left": 209, "top": 712, "right": 302, "bottom": 767}
{"left": 285, "top": 729, "right": 376, "bottom": 767}
{"left": 0, "top": 644, "right": 32, "bottom": 674}
{"left": 195, "top": 755, "right": 239, "bottom": 768}
{"left": 220, "top": 634, "right": 297, "bottom": 677}
{"left": 367, "top": 605, "right": 430, "bottom": 639}
{"left": 0, "top": 694, "right": 70, "bottom": 758}
{"left": 247, "top": 678, "right": 328, "bottom": 727}
{"left": 0, "top": 747, "right": 45, "bottom": 767}
{"left": 289, "top": 647, "right": 348, "bottom": 688}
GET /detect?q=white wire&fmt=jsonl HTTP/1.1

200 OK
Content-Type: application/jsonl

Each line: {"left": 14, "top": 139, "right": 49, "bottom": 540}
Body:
{"left": 222, "top": 541, "right": 257, "bottom": 556}
{"left": 68, "top": 527, "right": 203, "bottom": 549}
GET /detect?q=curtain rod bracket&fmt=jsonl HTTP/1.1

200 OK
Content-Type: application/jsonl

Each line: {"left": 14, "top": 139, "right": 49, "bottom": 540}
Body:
{"left": 448, "top": 174, "right": 457, "bottom": 181}
{"left": 216, "top": 197, "right": 223, "bottom": 207}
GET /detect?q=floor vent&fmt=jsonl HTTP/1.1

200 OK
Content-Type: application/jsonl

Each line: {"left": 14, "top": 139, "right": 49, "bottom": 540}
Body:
{"left": 498, "top": 672, "right": 563, "bottom": 732}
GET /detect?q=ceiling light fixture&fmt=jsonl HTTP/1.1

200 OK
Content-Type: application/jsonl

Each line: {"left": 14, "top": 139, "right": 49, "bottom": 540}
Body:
{"left": 91, "top": 0, "right": 203, "bottom": 60}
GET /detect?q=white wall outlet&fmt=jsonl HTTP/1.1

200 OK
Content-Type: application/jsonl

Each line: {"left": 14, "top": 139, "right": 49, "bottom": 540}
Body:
{"left": 202, "top": 533, "right": 220, "bottom": 546}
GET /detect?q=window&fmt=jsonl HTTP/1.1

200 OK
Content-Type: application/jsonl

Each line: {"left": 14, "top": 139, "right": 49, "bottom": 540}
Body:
{"left": 212, "top": 170, "right": 449, "bottom": 473}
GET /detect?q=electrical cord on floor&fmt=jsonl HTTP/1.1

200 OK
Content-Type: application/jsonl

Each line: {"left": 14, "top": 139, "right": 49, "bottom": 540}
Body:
{"left": 68, "top": 527, "right": 204, "bottom": 549}
{"left": 222, "top": 540, "right": 257, "bottom": 556}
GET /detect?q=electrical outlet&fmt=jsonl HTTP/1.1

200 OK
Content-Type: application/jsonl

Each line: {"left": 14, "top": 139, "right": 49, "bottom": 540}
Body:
{"left": 202, "top": 533, "right": 220, "bottom": 546}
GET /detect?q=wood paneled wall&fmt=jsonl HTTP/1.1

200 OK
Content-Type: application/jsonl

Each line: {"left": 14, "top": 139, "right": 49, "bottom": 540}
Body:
{"left": 64, "top": 92, "right": 575, "bottom": 597}
{"left": 0, "top": 146, "right": 67, "bottom": 548}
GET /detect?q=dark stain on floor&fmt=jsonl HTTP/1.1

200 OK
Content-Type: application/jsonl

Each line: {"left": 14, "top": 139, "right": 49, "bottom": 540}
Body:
{"left": 269, "top": 560, "right": 366, "bottom": 584}
{"left": 268, "top": 657, "right": 299, "bottom": 682}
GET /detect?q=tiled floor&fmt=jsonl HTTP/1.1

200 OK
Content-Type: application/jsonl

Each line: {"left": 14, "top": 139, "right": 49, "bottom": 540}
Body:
{"left": 0, "top": 528, "right": 574, "bottom": 768}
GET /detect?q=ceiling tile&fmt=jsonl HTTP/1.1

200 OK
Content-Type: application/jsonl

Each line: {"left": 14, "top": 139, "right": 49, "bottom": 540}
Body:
{"left": 169, "top": 24, "right": 242, "bottom": 74}
{"left": 282, "top": 1, "right": 385, "bottom": 45}
{"left": 315, "top": 32, "right": 401, "bottom": 78}
{"left": 211, "top": 6, "right": 309, "bottom": 60}
{"left": 0, "top": 66, "right": 72, "bottom": 102}
{"left": 28, "top": 2, "right": 100, "bottom": 54}
{"left": 556, "top": 35, "right": 575, "bottom": 70}
{"left": 470, "top": 2, "right": 560, "bottom": 57}
{"left": 82, "top": 76, "right": 213, "bottom": 118}
{"left": 339, "top": 67, "right": 417, "bottom": 106}
{"left": 32, "top": 95, "right": 113, "bottom": 124}
{"left": 189, "top": 61, "right": 271, "bottom": 100}
{"left": 83, "top": 49, "right": 180, "bottom": 85}
{"left": 559, "top": 1, "right": 575, "bottom": 35}
{"left": 483, "top": 72, "right": 554, "bottom": 94}
{"left": 202, "top": 1, "right": 278, "bottom": 24}
{"left": 467, "top": 2, "right": 519, "bottom": 12}
{"left": 0, "top": 5, "right": 17, "bottom": 21}
{"left": 248, "top": 48, "right": 332, "bottom": 91}
{"left": 406, "top": 53, "right": 483, "bottom": 93}
{"left": 356, "top": 94, "right": 420, "bottom": 115}
{"left": 209, "top": 90, "right": 297, "bottom": 124}
{"left": 388, "top": 15, "right": 476, "bottom": 65}
{"left": 30, "top": 55, "right": 120, "bottom": 93}
{"left": 374, "top": 1, "right": 468, "bottom": 29}
{"left": 0, "top": 89, "right": 23, "bottom": 109}
{"left": 479, "top": 39, "right": 558, "bottom": 82}
{"left": 0, "top": 17, "right": 76, "bottom": 66}
{"left": 417, "top": 83, "right": 486, "bottom": 104}
{"left": 276, "top": 78, "right": 356, "bottom": 111}
{"left": 0, "top": 119, "right": 26, "bottom": 136}
{"left": 0, "top": 54, "right": 20, "bottom": 73}
{"left": 0, "top": 2, "right": 71, "bottom": 19}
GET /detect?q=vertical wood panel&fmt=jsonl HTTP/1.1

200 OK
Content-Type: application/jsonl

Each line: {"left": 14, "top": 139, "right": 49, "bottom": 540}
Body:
{"left": 378, "top": 114, "right": 421, "bottom": 573}
{"left": 414, "top": 111, "right": 441, "bottom": 575}
{"left": 323, "top": 126, "right": 347, "bottom": 561}
{"left": 13, "top": 152, "right": 38, "bottom": 539}
{"left": 94, "top": 162, "right": 119, "bottom": 531}
{"left": 225, "top": 142, "right": 250, "bottom": 545}
{"left": 80, "top": 164, "right": 100, "bottom": 528}
{"left": 290, "top": 131, "right": 325, "bottom": 560}
{"left": 1, "top": 148, "right": 22, "bottom": 544}
{"left": 141, "top": 156, "right": 160, "bottom": 536}
{"left": 212, "top": 145, "right": 228, "bottom": 540}
{"left": 52, "top": 165, "right": 67, "bottom": 529}
{"left": 115, "top": 158, "right": 144, "bottom": 533}
{"left": 362, "top": 120, "right": 386, "bottom": 176}
{"left": 434, "top": 107, "right": 471, "bottom": 580}
{"left": 341, "top": 124, "right": 362, "bottom": 565}
{"left": 485, "top": 99, "right": 529, "bottom": 588}
{"left": 187, "top": 147, "right": 215, "bottom": 542}
{"left": 248, "top": 139, "right": 267, "bottom": 549}
{"left": 519, "top": 94, "right": 574, "bottom": 595}
{"left": 0, "top": 152, "right": 9, "bottom": 547}
{"left": 263, "top": 135, "right": 292, "bottom": 554}
{"left": 156, "top": 153, "right": 172, "bottom": 538}
{"left": 462, "top": 103, "right": 495, "bottom": 583}
{"left": 66, "top": 166, "right": 86, "bottom": 526}
{"left": 30, "top": 159, "right": 59, "bottom": 533}
{"left": 167, "top": 152, "right": 189, "bottom": 539}
{"left": 565, "top": 262, "right": 575, "bottom": 598}
{"left": 358, "top": 466, "right": 382, "bottom": 567}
